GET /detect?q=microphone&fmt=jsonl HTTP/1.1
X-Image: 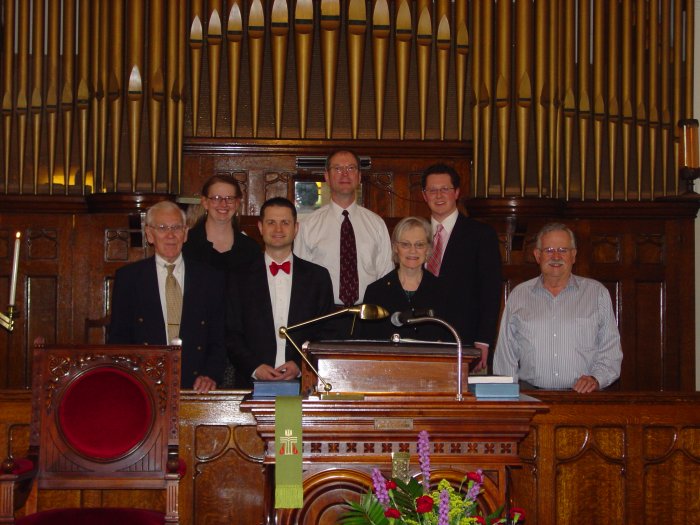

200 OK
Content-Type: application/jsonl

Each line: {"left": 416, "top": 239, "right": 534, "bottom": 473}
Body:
{"left": 390, "top": 308, "right": 435, "bottom": 327}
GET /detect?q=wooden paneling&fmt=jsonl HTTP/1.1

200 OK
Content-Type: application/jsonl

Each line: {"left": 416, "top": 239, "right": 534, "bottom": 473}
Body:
{"left": 3, "top": 391, "right": 700, "bottom": 525}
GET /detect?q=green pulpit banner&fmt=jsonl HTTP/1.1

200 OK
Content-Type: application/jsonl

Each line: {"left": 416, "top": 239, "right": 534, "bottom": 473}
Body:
{"left": 274, "top": 396, "right": 303, "bottom": 508}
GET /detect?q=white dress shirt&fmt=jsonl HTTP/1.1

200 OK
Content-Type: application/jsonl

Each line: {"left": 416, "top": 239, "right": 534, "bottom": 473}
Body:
{"left": 429, "top": 208, "right": 459, "bottom": 266}
{"left": 154, "top": 254, "right": 185, "bottom": 343}
{"left": 265, "top": 253, "right": 293, "bottom": 368}
{"left": 294, "top": 201, "right": 394, "bottom": 304}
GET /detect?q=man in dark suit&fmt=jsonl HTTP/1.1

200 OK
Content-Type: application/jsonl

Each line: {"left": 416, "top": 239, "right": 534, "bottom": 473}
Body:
{"left": 108, "top": 200, "right": 227, "bottom": 393}
{"left": 227, "top": 197, "right": 335, "bottom": 389}
{"left": 422, "top": 163, "right": 502, "bottom": 372}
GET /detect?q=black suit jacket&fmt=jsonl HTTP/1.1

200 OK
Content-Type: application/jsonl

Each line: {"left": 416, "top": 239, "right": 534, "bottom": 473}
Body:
{"left": 437, "top": 213, "right": 502, "bottom": 348}
{"left": 107, "top": 256, "right": 228, "bottom": 388}
{"left": 359, "top": 269, "right": 452, "bottom": 341}
{"left": 227, "top": 254, "right": 335, "bottom": 388}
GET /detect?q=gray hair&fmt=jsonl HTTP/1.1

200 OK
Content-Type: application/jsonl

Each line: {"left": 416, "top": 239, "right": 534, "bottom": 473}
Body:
{"left": 391, "top": 216, "right": 432, "bottom": 264}
{"left": 145, "top": 200, "right": 186, "bottom": 226}
{"left": 535, "top": 222, "right": 577, "bottom": 249}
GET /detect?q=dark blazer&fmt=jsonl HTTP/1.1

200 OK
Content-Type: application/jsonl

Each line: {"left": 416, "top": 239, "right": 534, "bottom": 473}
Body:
{"left": 437, "top": 213, "right": 502, "bottom": 348}
{"left": 182, "top": 219, "right": 262, "bottom": 274}
{"left": 227, "top": 254, "right": 335, "bottom": 388}
{"left": 359, "top": 269, "right": 452, "bottom": 341}
{"left": 108, "top": 256, "right": 228, "bottom": 388}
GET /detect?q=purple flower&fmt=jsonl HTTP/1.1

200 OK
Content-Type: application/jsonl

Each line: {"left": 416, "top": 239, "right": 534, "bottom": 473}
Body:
{"left": 371, "top": 468, "right": 390, "bottom": 507}
{"left": 438, "top": 489, "right": 450, "bottom": 525}
{"left": 417, "top": 430, "right": 431, "bottom": 489}
{"left": 466, "top": 468, "right": 483, "bottom": 500}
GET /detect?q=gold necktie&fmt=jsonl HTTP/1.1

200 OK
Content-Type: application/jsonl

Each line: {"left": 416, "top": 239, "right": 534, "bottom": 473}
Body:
{"left": 165, "top": 264, "right": 182, "bottom": 343}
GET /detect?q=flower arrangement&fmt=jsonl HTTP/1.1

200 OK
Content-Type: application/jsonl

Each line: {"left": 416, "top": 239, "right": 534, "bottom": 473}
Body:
{"left": 340, "top": 430, "right": 525, "bottom": 525}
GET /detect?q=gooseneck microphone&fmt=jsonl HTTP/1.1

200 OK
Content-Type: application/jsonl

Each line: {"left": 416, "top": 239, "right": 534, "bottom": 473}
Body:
{"left": 390, "top": 308, "right": 435, "bottom": 327}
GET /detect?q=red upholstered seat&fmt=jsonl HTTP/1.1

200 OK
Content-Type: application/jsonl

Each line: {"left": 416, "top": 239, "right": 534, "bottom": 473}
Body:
{"left": 0, "top": 343, "right": 182, "bottom": 525}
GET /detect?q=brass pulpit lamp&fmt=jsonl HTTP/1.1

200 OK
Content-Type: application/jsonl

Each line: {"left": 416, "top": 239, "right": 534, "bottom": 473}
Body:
{"left": 279, "top": 304, "right": 389, "bottom": 396}
{"left": 678, "top": 119, "right": 700, "bottom": 194}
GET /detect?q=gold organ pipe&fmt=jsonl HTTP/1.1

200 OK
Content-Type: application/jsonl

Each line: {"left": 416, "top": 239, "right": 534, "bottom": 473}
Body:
{"left": 127, "top": 0, "right": 145, "bottom": 192}
{"left": 189, "top": 0, "right": 204, "bottom": 137}
{"left": 347, "top": 0, "right": 367, "bottom": 140}
{"left": 648, "top": 0, "right": 660, "bottom": 199}
{"left": 685, "top": 0, "right": 694, "bottom": 120}
{"left": 61, "top": 0, "right": 76, "bottom": 195}
{"left": 416, "top": 5, "right": 432, "bottom": 141}
{"left": 77, "top": 0, "right": 92, "bottom": 195}
{"left": 109, "top": 0, "right": 124, "bottom": 190}
{"left": 547, "top": 0, "right": 561, "bottom": 198}
{"left": 660, "top": 0, "right": 672, "bottom": 196}
{"left": 621, "top": 0, "right": 633, "bottom": 200}
{"left": 16, "top": 0, "right": 29, "bottom": 194}
{"left": 91, "top": 1, "right": 101, "bottom": 192}
{"left": 167, "top": 0, "right": 181, "bottom": 189}
{"left": 634, "top": 0, "right": 647, "bottom": 200}
{"left": 562, "top": 1, "right": 576, "bottom": 200}
{"left": 495, "top": 0, "right": 511, "bottom": 196}
{"left": 577, "top": 0, "right": 591, "bottom": 201}
{"left": 534, "top": 0, "right": 547, "bottom": 197}
{"left": 271, "top": 0, "right": 290, "bottom": 139}
{"left": 226, "top": 2, "right": 244, "bottom": 138}
{"left": 672, "top": 0, "right": 682, "bottom": 194}
{"left": 515, "top": 0, "right": 532, "bottom": 197}
{"left": 593, "top": 0, "right": 605, "bottom": 200}
{"left": 248, "top": 0, "right": 265, "bottom": 138}
{"left": 294, "top": 0, "right": 314, "bottom": 138}
{"left": 1, "top": 0, "right": 14, "bottom": 193}
{"left": 208, "top": 4, "right": 223, "bottom": 137}
{"left": 436, "top": 0, "right": 450, "bottom": 141}
{"left": 97, "top": 0, "right": 109, "bottom": 191}
{"left": 31, "top": 0, "right": 45, "bottom": 194}
{"left": 46, "top": 0, "right": 59, "bottom": 194}
{"left": 395, "top": 0, "right": 412, "bottom": 141}
{"left": 320, "top": 0, "right": 341, "bottom": 139}
{"left": 454, "top": 0, "right": 468, "bottom": 142}
{"left": 480, "top": 0, "right": 493, "bottom": 196}
{"left": 472, "top": 0, "right": 482, "bottom": 194}
{"left": 177, "top": 1, "right": 186, "bottom": 191}
{"left": 607, "top": 0, "right": 621, "bottom": 200}
{"left": 371, "top": 0, "right": 390, "bottom": 139}
{"left": 149, "top": 0, "right": 165, "bottom": 191}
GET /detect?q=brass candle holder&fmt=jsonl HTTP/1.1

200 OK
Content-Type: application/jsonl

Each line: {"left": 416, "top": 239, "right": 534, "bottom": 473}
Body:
{"left": 678, "top": 119, "right": 700, "bottom": 195}
{"left": 0, "top": 304, "right": 16, "bottom": 332}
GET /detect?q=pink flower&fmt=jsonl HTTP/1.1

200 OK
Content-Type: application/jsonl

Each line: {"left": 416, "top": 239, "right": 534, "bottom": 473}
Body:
{"left": 384, "top": 508, "right": 401, "bottom": 518}
{"left": 416, "top": 495, "right": 434, "bottom": 514}
{"left": 385, "top": 480, "right": 397, "bottom": 490}
{"left": 509, "top": 507, "right": 527, "bottom": 522}
{"left": 467, "top": 471, "right": 483, "bottom": 483}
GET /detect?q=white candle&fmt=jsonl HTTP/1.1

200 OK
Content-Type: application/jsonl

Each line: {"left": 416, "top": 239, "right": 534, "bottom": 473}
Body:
{"left": 8, "top": 232, "right": 20, "bottom": 307}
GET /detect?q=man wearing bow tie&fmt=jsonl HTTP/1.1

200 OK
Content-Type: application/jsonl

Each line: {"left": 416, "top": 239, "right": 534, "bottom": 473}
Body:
{"left": 227, "top": 197, "right": 334, "bottom": 389}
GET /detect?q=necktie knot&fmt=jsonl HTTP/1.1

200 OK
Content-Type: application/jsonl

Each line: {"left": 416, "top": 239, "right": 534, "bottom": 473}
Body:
{"left": 166, "top": 263, "right": 175, "bottom": 276}
{"left": 270, "top": 260, "right": 291, "bottom": 276}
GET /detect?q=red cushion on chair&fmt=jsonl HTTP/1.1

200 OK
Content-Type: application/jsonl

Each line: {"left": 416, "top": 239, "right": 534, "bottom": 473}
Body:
{"left": 10, "top": 457, "right": 34, "bottom": 475}
{"left": 58, "top": 367, "right": 153, "bottom": 460}
{"left": 17, "top": 507, "right": 165, "bottom": 525}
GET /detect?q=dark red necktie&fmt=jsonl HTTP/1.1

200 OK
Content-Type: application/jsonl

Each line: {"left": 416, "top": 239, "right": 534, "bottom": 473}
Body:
{"left": 339, "top": 210, "right": 359, "bottom": 306}
{"left": 269, "top": 260, "right": 291, "bottom": 276}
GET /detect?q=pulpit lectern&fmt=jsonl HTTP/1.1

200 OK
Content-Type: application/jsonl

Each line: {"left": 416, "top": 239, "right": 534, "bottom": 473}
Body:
{"left": 242, "top": 341, "right": 547, "bottom": 525}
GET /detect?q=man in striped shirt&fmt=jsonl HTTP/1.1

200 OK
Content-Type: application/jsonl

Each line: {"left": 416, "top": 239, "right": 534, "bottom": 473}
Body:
{"left": 493, "top": 223, "right": 622, "bottom": 393}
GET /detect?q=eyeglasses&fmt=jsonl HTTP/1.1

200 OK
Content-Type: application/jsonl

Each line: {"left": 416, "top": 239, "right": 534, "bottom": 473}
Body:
{"left": 396, "top": 241, "right": 428, "bottom": 250}
{"left": 207, "top": 195, "right": 239, "bottom": 204}
{"left": 540, "top": 247, "right": 573, "bottom": 255}
{"left": 329, "top": 165, "right": 359, "bottom": 175}
{"left": 148, "top": 224, "right": 186, "bottom": 234}
{"left": 423, "top": 186, "right": 455, "bottom": 196}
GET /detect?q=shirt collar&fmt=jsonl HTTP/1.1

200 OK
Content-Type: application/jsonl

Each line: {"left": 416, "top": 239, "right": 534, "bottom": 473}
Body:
{"left": 533, "top": 273, "right": 580, "bottom": 294}
{"left": 265, "top": 252, "right": 293, "bottom": 268}
{"left": 155, "top": 253, "right": 183, "bottom": 269}
{"left": 330, "top": 199, "right": 358, "bottom": 219}
{"left": 431, "top": 209, "right": 459, "bottom": 234}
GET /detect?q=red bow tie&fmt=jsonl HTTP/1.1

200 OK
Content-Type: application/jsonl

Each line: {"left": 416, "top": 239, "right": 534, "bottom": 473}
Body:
{"left": 269, "top": 260, "right": 291, "bottom": 276}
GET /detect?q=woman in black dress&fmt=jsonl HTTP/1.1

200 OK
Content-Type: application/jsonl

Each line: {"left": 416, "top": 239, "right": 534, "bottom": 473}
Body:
{"left": 182, "top": 174, "right": 261, "bottom": 273}
{"left": 359, "top": 216, "right": 451, "bottom": 341}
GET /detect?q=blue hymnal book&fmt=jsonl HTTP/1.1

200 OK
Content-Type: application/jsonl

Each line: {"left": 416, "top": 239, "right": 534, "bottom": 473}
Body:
{"left": 252, "top": 380, "right": 300, "bottom": 399}
{"left": 468, "top": 382, "right": 520, "bottom": 398}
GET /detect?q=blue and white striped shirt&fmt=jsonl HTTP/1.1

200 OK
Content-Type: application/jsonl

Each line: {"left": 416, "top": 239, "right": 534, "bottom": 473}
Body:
{"left": 493, "top": 274, "right": 623, "bottom": 389}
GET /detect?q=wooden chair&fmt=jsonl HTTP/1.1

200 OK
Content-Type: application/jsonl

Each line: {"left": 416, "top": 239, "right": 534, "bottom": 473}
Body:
{"left": 0, "top": 342, "right": 182, "bottom": 525}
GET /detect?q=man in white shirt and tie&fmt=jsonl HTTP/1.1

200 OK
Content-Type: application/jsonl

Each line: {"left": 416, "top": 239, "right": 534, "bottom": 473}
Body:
{"left": 227, "top": 197, "right": 335, "bottom": 388}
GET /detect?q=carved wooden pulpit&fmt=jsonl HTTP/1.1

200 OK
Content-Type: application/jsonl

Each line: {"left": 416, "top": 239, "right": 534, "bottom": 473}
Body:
{"left": 242, "top": 341, "right": 547, "bottom": 525}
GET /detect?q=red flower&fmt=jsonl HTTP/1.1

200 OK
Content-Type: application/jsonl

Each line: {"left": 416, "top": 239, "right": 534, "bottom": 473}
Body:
{"left": 415, "top": 495, "right": 434, "bottom": 514}
{"left": 385, "top": 480, "right": 397, "bottom": 490}
{"left": 474, "top": 517, "right": 486, "bottom": 525}
{"left": 467, "top": 471, "right": 483, "bottom": 483}
{"left": 509, "top": 507, "right": 527, "bottom": 521}
{"left": 384, "top": 508, "right": 401, "bottom": 518}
